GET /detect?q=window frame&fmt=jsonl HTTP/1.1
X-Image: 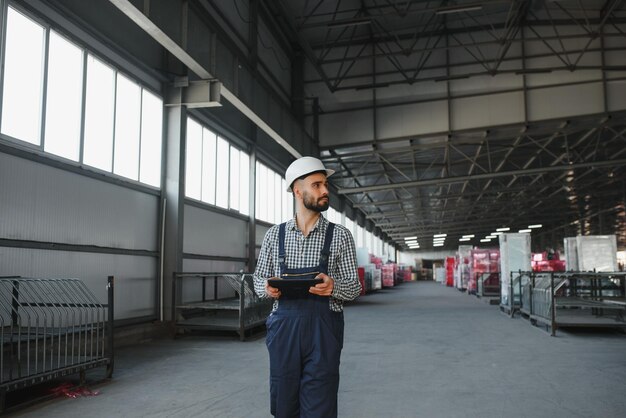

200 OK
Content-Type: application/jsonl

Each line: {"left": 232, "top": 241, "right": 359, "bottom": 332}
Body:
{"left": 0, "top": 3, "right": 165, "bottom": 190}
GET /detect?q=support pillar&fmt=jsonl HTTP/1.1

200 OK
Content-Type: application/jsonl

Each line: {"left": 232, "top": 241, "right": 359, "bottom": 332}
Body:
{"left": 163, "top": 86, "right": 187, "bottom": 323}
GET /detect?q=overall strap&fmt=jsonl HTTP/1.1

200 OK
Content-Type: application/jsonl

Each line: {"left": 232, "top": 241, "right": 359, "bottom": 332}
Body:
{"left": 318, "top": 222, "right": 335, "bottom": 274}
{"left": 278, "top": 223, "right": 287, "bottom": 275}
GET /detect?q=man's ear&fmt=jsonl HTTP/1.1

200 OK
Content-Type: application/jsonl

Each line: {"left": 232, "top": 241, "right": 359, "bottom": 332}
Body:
{"left": 292, "top": 180, "right": 302, "bottom": 199}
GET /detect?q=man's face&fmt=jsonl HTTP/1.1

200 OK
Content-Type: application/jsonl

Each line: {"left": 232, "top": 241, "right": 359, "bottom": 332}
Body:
{"left": 295, "top": 172, "right": 329, "bottom": 212}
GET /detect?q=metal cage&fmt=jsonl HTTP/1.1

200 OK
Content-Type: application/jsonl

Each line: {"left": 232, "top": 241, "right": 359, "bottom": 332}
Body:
{"left": 0, "top": 276, "right": 114, "bottom": 412}
{"left": 173, "top": 272, "right": 272, "bottom": 341}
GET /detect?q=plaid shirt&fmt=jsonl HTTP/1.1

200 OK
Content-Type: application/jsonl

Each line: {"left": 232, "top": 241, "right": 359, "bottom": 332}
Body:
{"left": 253, "top": 215, "right": 361, "bottom": 312}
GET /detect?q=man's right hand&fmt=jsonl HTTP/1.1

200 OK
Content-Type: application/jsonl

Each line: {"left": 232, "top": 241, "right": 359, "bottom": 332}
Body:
{"left": 265, "top": 279, "right": 281, "bottom": 299}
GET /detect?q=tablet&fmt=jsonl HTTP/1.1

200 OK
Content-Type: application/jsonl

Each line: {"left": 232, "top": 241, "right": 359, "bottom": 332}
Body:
{"left": 267, "top": 278, "right": 323, "bottom": 289}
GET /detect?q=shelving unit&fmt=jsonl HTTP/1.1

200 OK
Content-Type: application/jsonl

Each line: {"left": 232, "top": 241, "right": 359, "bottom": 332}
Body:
{"left": 520, "top": 272, "right": 626, "bottom": 336}
{"left": 172, "top": 273, "right": 272, "bottom": 341}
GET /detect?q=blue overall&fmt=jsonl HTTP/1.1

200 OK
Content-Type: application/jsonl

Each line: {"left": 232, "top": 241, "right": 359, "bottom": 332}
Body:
{"left": 266, "top": 222, "right": 344, "bottom": 418}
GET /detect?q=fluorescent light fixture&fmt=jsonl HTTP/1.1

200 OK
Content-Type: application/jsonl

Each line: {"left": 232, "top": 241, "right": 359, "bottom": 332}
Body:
{"left": 462, "top": 234, "right": 475, "bottom": 238}
{"left": 492, "top": 232, "right": 503, "bottom": 236}
{"left": 435, "top": 4, "right": 483, "bottom": 15}
{"left": 486, "top": 235, "right": 496, "bottom": 239}
{"left": 405, "top": 240, "right": 418, "bottom": 244}
{"left": 404, "top": 236, "right": 418, "bottom": 240}
{"left": 480, "top": 238, "right": 491, "bottom": 242}
{"left": 433, "top": 239, "right": 446, "bottom": 243}
{"left": 496, "top": 227, "right": 510, "bottom": 232}
{"left": 459, "top": 238, "right": 471, "bottom": 242}
{"left": 518, "top": 229, "right": 532, "bottom": 233}
{"left": 433, "top": 243, "right": 444, "bottom": 247}
{"left": 433, "top": 233, "right": 447, "bottom": 238}
{"left": 528, "top": 224, "right": 542, "bottom": 229}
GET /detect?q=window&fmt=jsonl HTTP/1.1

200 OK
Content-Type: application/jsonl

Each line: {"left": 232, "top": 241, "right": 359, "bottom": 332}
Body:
{"left": 1, "top": 7, "right": 45, "bottom": 145}
{"left": 113, "top": 74, "right": 141, "bottom": 180}
{"left": 140, "top": 90, "right": 163, "bottom": 187}
{"left": 44, "top": 31, "right": 83, "bottom": 161}
{"left": 84, "top": 56, "right": 115, "bottom": 171}
{"left": 185, "top": 118, "right": 203, "bottom": 200}
{"left": 0, "top": 6, "right": 164, "bottom": 188}
{"left": 215, "top": 137, "right": 229, "bottom": 208}
{"left": 184, "top": 118, "right": 250, "bottom": 215}
{"left": 255, "top": 161, "right": 292, "bottom": 224}
{"left": 201, "top": 128, "right": 217, "bottom": 205}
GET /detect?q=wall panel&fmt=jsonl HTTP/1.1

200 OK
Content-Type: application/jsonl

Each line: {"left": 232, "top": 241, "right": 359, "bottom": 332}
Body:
{"left": 451, "top": 91, "right": 525, "bottom": 131}
{"left": 319, "top": 109, "right": 374, "bottom": 146}
{"left": 607, "top": 78, "right": 626, "bottom": 112}
{"left": 0, "top": 153, "right": 158, "bottom": 250}
{"left": 527, "top": 82, "right": 604, "bottom": 121}
{"left": 377, "top": 100, "right": 448, "bottom": 139}
{"left": 0, "top": 247, "right": 156, "bottom": 320}
{"left": 183, "top": 204, "right": 247, "bottom": 257}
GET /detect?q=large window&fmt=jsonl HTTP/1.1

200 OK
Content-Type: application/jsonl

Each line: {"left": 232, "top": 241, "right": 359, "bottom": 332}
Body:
{"left": 255, "top": 162, "right": 293, "bottom": 224}
{"left": 185, "top": 117, "right": 250, "bottom": 216}
{"left": 0, "top": 6, "right": 163, "bottom": 188}
{"left": 1, "top": 7, "right": 45, "bottom": 145}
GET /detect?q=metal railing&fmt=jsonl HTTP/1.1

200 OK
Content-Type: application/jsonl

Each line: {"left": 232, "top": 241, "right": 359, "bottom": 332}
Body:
{"left": 0, "top": 276, "right": 114, "bottom": 412}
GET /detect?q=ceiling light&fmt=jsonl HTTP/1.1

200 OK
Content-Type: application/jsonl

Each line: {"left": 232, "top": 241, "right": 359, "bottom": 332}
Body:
{"left": 433, "top": 239, "right": 446, "bottom": 243}
{"left": 435, "top": 4, "right": 483, "bottom": 15}
{"left": 518, "top": 229, "right": 532, "bottom": 233}
{"left": 486, "top": 235, "right": 496, "bottom": 239}
{"left": 496, "top": 227, "right": 510, "bottom": 232}
{"left": 404, "top": 236, "right": 418, "bottom": 240}
{"left": 480, "top": 239, "right": 491, "bottom": 243}
{"left": 433, "top": 243, "right": 444, "bottom": 247}
{"left": 492, "top": 232, "right": 503, "bottom": 236}
{"left": 528, "top": 224, "right": 542, "bottom": 229}
{"left": 433, "top": 233, "right": 447, "bottom": 238}
{"left": 462, "top": 234, "right": 475, "bottom": 238}
{"left": 459, "top": 238, "right": 471, "bottom": 242}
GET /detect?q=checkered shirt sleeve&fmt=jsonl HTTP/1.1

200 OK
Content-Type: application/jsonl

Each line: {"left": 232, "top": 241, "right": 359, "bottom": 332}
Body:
{"left": 253, "top": 217, "right": 361, "bottom": 312}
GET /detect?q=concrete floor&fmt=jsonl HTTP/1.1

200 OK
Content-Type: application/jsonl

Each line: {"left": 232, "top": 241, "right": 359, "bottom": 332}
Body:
{"left": 9, "top": 281, "right": 626, "bottom": 418}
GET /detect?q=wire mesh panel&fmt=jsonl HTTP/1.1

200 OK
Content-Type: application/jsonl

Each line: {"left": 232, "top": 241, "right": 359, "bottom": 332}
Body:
{"left": 0, "top": 277, "right": 113, "bottom": 410}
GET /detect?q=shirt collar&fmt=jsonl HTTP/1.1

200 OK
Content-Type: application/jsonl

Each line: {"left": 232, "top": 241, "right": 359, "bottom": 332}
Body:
{"left": 288, "top": 214, "right": 328, "bottom": 234}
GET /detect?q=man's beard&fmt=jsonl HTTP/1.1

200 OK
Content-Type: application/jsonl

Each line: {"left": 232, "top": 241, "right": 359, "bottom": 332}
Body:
{"left": 303, "top": 192, "right": 329, "bottom": 212}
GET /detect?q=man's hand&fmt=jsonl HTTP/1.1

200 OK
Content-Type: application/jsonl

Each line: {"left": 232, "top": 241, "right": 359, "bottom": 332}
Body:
{"left": 309, "top": 273, "right": 334, "bottom": 296}
{"left": 265, "top": 279, "right": 281, "bottom": 299}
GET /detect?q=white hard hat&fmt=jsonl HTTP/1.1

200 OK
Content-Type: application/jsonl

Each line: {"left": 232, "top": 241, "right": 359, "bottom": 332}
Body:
{"left": 285, "top": 156, "right": 335, "bottom": 192}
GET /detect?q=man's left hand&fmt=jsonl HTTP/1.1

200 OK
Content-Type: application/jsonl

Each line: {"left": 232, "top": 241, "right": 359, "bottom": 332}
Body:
{"left": 309, "top": 273, "right": 334, "bottom": 296}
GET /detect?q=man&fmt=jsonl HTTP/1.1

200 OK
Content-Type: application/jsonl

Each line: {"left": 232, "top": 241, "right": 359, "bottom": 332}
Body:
{"left": 254, "top": 156, "right": 361, "bottom": 418}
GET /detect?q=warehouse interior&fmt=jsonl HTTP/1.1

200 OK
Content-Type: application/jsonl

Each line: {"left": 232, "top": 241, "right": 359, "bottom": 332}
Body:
{"left": 1, "top": 0, "right": 626, "bottom": 416}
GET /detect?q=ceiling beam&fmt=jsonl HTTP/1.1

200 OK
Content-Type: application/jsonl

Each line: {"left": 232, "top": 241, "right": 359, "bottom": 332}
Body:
{"left": 337, "top": 158, "right": 626, "bottom": 194}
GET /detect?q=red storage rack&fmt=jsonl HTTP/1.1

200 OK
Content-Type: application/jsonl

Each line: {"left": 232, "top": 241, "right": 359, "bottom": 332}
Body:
{"left": 357, "top": 267, "right": 367, "bottom": 295}
{"left": 531, "top": 252, "right": 566, "bottom": 272}
{"left": 469, "top": 249, "right": 500, "bottom": 294}
{"left": 445, "top": 257, "right": 455, "bottom": 287}
{"left": 381, "top": 264, "right": 395, "bottom": 287}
